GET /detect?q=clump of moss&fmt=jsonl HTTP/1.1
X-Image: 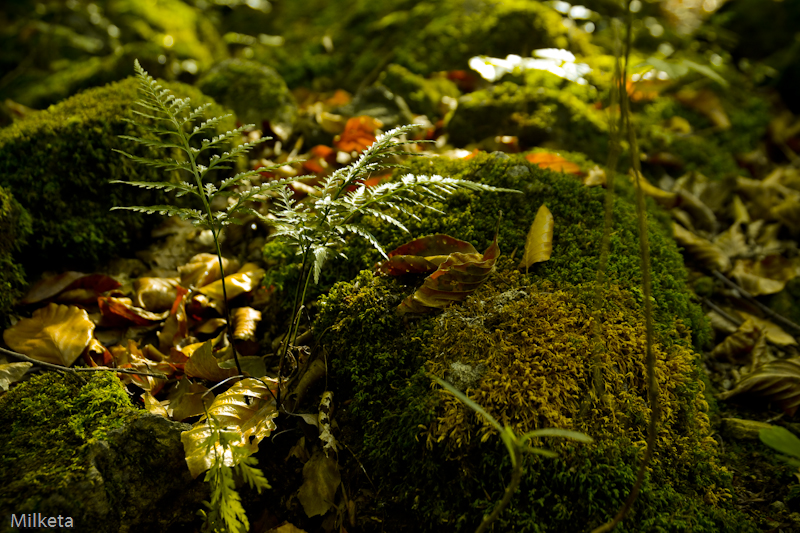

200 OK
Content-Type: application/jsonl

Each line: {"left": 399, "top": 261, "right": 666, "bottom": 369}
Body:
{"left": 197, "top": 58, "right": 298, "bottom": 140}
{"left": 0, "top": 372, "right": 137, "bottom": 510}
{"left": 0, "top": 76, "right": 235, "bottom": 272}
{"left": 379, "top": 63, "right": 461, "bottom": 118}
{"left": 315, "top": 266, "right": 752, "bottom": 532}
{"left": 0, "top": 185, "right": 31, "bottom": 325}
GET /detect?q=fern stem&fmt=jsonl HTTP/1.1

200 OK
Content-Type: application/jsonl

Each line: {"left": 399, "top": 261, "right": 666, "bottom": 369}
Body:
{"left": 475, "top": 448, "right": 523, "bottom": 533}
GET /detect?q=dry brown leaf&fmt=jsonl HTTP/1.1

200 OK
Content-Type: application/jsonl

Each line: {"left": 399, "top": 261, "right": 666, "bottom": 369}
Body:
{"left": 166, "top": 379, "right": 214, "bottom": 421}
{"left": 98, "top": 296, "right": 170, "bottom": 326}
{"left": 178, "top": 253, "right": 240, "bottom": 289}
{"left": 3, "top": 303, "right": 95, "bottom": 367}
{"left": 143, "top": 391, "right": 171, "bottom": 418}
{"left": 713, "top": 223, "right": 748, "bottom": 260}
{"left": 631, "top": 170, "right": 678, "bottom": 208}
{"left": 134, "top": 277, "right": 181, "bottom": 311}
{"left": 738, "top": 311, "right": 798, "bottom": 346}
{"left": 197, "top": 263, "right": 265, "bottom": 301}
{"left": 183, "top": 338, "right": 239, "bottom": 382}
{"left": 672, "top": 222, "right": 732, "bottom": 273}
{"left": 233, "top": 307, "right": 262, "bottom": 341}
{"left": 731, "top": 260, "right": 786, "bottom": 296}
{"left": 710, "top": 318, "right": 761, "bottom": 363}
{"left": 525, "top": 152, "right": 583, "bottom": 175}
{"left": 158, "top": 286, "right": 190, "bottom": 352}
{"left": 21, "top": 272, "right": 121, "bottom": 305}
{"left": 518, "top": 204, "right": 554, "bottom": 272}
{"left": 718, "top": 358, "right": 800, "bottom": 416}
{"left": 297, "top": 450, "right": 341, "bottom": 518}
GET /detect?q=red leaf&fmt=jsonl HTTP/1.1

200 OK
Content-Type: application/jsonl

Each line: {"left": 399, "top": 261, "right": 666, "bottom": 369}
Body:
{"left": 376, "top": 234, "right": 478, "bottom": 275}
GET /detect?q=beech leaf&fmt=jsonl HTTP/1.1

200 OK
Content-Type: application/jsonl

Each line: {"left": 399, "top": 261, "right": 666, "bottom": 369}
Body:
{"left": 718, "top": 358, "right": 800, "bottom": 416}
{"left": 0, "top": 362, "right": 32, "bottom": 391}
{"left": 184, "top": 338, "right": 239, "bottom": 381}
{"left": 21, "top": 272, "right": 121, "bottom": 305}
{"left": 197, "top": 263, "right": 265, "bottom": 300}
{"left": 297, "top": 450, "right": 341, "bottom": 517}
{"left": 178, "top": 253, "right": 240, "bottom": 289}
{"left": 525, "top": 152, "right": 582, "bottom": 175}
{"left": 672, "top": 222, "right": 732, "bottom": 273}
{"left": 518, "top": 204, "right": 554, "bottom": 272}
{"left": 134, "top": 277, "right": 181, "bottom": 311}
{"left": 3, "top": 303, "right": 95, "bottom": 367}
{"left": 376, "top": 234, "right": 478, "bottom": 276}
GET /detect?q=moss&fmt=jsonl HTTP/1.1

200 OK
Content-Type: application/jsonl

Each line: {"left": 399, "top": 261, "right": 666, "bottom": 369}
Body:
{"left": 197, "top": 58, "right": 298, "bottom": 140}
{"left": 0, "top": 76, "right": 236, "bottom": 273}
{"left": 446, "top": 70, "right": 608, "bottom": 157}
{"left": 379, "top": 63, "right": 461, "bottom": 118}
{"left": 257, "top": 0, "right": 591, "bottom": 91}
{"left": 0, "top": 372, "right": 138, "bottom": 513}
{"left": 314, "top": 266, "right": 751, "bottom": 531}
{"left": 0, "top": 186, "right": 32, "bottom": 326}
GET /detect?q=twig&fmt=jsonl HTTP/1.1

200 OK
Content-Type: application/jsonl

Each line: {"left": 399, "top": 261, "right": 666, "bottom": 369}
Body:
{"left": 712, "top": 270, "right": 800, "bottom": 335}
{"left": 0, "top": 347, "right": 169, "bottom": 378}
{"left": 701, "top": 297, "right": 743, "bottom": 328}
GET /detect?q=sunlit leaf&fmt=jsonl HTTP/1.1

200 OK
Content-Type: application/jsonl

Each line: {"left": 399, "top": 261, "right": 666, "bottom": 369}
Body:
{"left": 525, "top": 152, "right": 582, "bottom": 175}
{"left": 718, "top": 358, "right": 800, "bottom": 416}
{"left": 297, "top": 450, "right": 341, "bottom": 517}
{"left": 376, "top": 234, "right": 478, "bottom": 276}
{"left": 166, "top": 378, "right": 214, "bottom": 421}
{"left": 672, "top": 222, "right": 732, "bottom": 273}
{"left": 178, "top": 253, "right": 241, "bottom": 289}
{"left": 184, "top": 338, "right": 239, "bottom": 381}
{"left": 233, "top": 307, "right": 262, "bottom": 355}
{"left": 143, "top": 390, "right": 171, "bottom": 418}
{"left": 158, "top": 286, "right": 190, "bottom": 351}
{"left": 518, "top": 204, "right": 553, "bottom": 272}
{"left": 397, "top": 228, "right": 501, "bottom": 314}
{"left": 134, "top": 277, "right": 181, "bottom": 311}
{"left": 98, "top": 296, "right": 170, "bottom": 326}
{"left": 0, "top": 362, "right": 32, "bottom": 391}
{"left": 333, "top": 116, "right": 382, "bottom": 153}
{"left": 738, "top": 311, "right": 797, "bottom": 346}
{"left": 3, "top": 303, "right": 95, "bottom": 367}
{"left": 114, "top": 339, "right": 171, "bottom": 393}
{"left": 196, "top": 318, "right": 227, "bottom": 335}
{"left": 197, "top": 263, "right": 265, "bottom": 301}
{"left": 182, "top": 377, "right": 281, "bottom": 477}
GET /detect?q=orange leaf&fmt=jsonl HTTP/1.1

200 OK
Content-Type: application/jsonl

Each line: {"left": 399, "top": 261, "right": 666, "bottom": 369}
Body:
{"left": 518, "top": 204, "right": 554, "bottom": 272}
{"left": 525, "top": 152, "right": 582, "bottom": 175}
{"left": 21, "top": 272, "right": 121, "bottom": 305}
{"left": 134, "top": 277, "right": 181, "bottom": 312}
{"left": 333, "top": 116, "right": 382, "bottom": 153}
{"left": 376, "top": 234, "right": 479, "bottom": 276}
{"left": 98, "top": 296, "right": 170, "bottom": 326}
{"left": 3, "top": 303, "right": 95, "bottom": 367}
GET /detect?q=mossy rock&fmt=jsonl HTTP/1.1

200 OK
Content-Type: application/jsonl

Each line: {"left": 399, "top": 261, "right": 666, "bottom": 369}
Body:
{"left": 0, "top": 372, "right": 205, "bottom": 533}
{"left": 300, "top": 152, "right": 753, "bottom": 530}
{"left": 1, "top": 0, "right": 227, "bottom": 109}
{"left": 378, "top": 63, "right": 461, "bottom": 118}
{"left": 0, "top": 75, "right": 236, "bottom": 273}
{"left": 0, "top": 186, "right": 32, "bottom": 326}
{"left": 446, "top": 69, "right": 608, "bottom": 156}
{"left": 257, "top": 0, "right": 593, "bottom": 91}
{"left": 197, "top": 58, "right": 298, "bottom": 140}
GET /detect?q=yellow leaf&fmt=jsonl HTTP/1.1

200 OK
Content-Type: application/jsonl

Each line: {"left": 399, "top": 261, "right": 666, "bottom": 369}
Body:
{"left": 672, "top": 223, "right": 732, "bottom": 273}
{"left": 731, "top": 260, "right": 786, "bottom": 296}
{"left": 233, "top": 307, "right": 262, "bottom": 342}
{"left": 631, "top": 170, "right": 677, "bottom": 208}
{"left": 3, "top": 303, "right": 95, "bottom": 366}
{"left": 518, "top": 204, "right": 554, "bottom": 272}
{"left": 178, "top": 253, "right": 240, "bottom": 289}
{"left": 165, "top": 379, "right": 214, "bottom": 422}
{"left": 184, "top": 338, "right": 238, "bottom": 382}
{"left": 197, "top": 263, "right": 265, "bottom": 301}
{"left": 134, "top": 277, "right": 180, "bottom": 312}
{"left": 738, "top": 311, "right": 798, "bottom": 347}
{"left": 718, "top": 358, "right": 800, "bottom": 416}
{"left": 297, "top": 450, "right": 341, "bottom": 518}
{"left": 143, "top": 391, "right": 171, "bottom": 418}
{"left": 710, "top": 319, "right": 760, "bottom": 363}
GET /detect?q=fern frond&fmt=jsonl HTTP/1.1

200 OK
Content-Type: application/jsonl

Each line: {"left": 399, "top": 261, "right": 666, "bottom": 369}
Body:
{"left": 108, "top": 179, "right": 198, "bottom": 197}
{"left": 117, "top": 134, "right": 182, "bottom": 151}
{"left": 113, "top": 150, "right": 192, "bottom": 172}
{"left": 339, "top": 223, "right": 388, "bottom": 259}
{"left": 236, "top": 456, "right": 271, "bottom": 493}
{"left": 312, "top": 246, "right": 329, "bottom": 283}
{"left": 183, "top": 103, "right": 216, "bottom": 127}
{"left": 110, "top": 204, "right": 204, "bottom": 221}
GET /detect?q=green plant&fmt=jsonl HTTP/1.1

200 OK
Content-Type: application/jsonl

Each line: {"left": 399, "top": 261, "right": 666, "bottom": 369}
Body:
{"left": 431, "top": 375, "right": 592, "bottom": 533}
{"left": 760, "top": 426, "right": 800, "bottom": 467}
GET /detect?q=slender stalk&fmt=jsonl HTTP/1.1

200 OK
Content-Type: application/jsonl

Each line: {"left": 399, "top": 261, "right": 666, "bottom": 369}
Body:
{"left": 475, "top": 448, "right": 523, "bottom": 533}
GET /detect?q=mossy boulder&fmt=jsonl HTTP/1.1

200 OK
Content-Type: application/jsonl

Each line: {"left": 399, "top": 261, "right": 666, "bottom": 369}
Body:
{"left": 446, "top": 69, "right": 608, "bottom": 156}
{"left": 0, "top": 186, "right": 32, "bottom": 326}
{"left": 0, "top": 372, "right": 205, "bottom": 533}
{"left": 197, "top": 58, "right": 298, "bottom": 140}
{"left": 378, "top": 63, "right": 461, "bottom": 119}
{"left": 1, "top": 0, "right": 227, "bottom": 109}
{"left": 0, "top": 76, "right": 236, "bottom": 273}
{"left": 256, "top": 0, "right": 593, "bottom": 91}
{"left": 304, "top": 152, "right": 754, "bottom": 530}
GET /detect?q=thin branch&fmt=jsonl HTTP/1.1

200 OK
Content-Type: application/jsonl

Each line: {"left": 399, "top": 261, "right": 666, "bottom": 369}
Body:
{"left": 0, "top": 347, "right": 169, "bottom": 378}
{"left": 712, "top": 270, "right": 800, "bottom": 335}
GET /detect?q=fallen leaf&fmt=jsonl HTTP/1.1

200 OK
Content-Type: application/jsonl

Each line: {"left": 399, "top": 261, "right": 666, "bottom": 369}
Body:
{"left": 731, "top": 260, "right": 786, "bottom": 296}
{"left": 525, "top": 152, "right": 582, "bottom": 175}
{"left": 233, "top": 307, "right": 261, "bottom": 342}
{"left": 631, "top": 170, "right": 678, "bottom": 208}
{"left": 583, "top": 165, "right": 606, "bottom": 187}
{"left": 333, "top": 116, "right": 382, "bottom": 153}
{"left": 3, "top": 303, "right": 95, "bottom": 367}
{"left": 143, "top": 391, "right": 171, "bottom": 418}
{"left": 158, "top": 286, "right": 190, "bottom": 351}
{"left": 710, "top": 318, "right": 761, "bottom": 363}
{"left": 178, "top": 253, "right": 240, "bottom": 289}
{"left": 518, "top": 204, "right": 554, "bottom": 272}
{"left": 0, "top": 362, "right": 32, "bottom": 391}
{"left": 675, "top": 89, "right": 731, "bottom": 130}
{"left": 98, "top": 296, "right": 170, "bottom": 326}
{"left": 184, "top": 338, "right": 239, "bottom": 382}
{"left": 297, "top": 450, "right": 341, "bottom": 517}
{"left": 21, "top": 272, "right": 120, "bottom": 305}
{"left": 672, "top": 222, "right": 732, "bottom": 273}
{"left": 166, "top": 378, "right": 214, "bottom": 421}
{"left": 718, "top": 358, "right": 800, "bottom": 416}
{"left": 134, "top": 277, "right": 181, "bottom": 311}
{"left": 376, "top": 234, "right": 479, "bottom": 276}
{"left": 738, "top": 311, "right": 798, "bottom": 346}
{"left": 197, "top": 263, "right": 265, "bottom": 301}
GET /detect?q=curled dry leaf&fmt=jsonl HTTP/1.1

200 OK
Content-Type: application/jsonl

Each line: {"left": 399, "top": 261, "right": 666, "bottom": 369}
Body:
{"left": 731, "top": 260, "right": 786, "bottom": 296}
{"left": 525, "top": 152, "right": 582, "bottom": 175}
{"left": 183, "top": 337, "right": 239, "bottom": 382}
{"left": 166, "top": 378, "right": 214, "bottom": 421}
{"left": 376, "top": 234, "right": 478, "bottom": 276}
{"left": 21, "top": 272, "right": 121, "bottom": 305}
{"left": 0, "top": 362, "right": 32, "bottom": 391}
{"left": 518, "top": 204, "right": 553, "bottom": 272}
{"left": 178, "top": 253, "right": 240, "bottom": 289}
{"left": 583, "top": 165, "right": 606, "bottom": 187}
{"left": 3, "top": 303, "right": 95, "bottom": 367}
{"left": 672, "top": 222, "right": 732, "bottom": 273}
{"left": 181, "top": 377, "right": 281, "bottom": 477}
{"left": 158, "top": 286, "right": 190, "bottom": 352}
{"left": 297, "top": 449, "right": 341, "bottom": 518}
{"left": 143, "top": 391, "right": 171, "bottom": 418}
{"left": 710, "top": 318, "right": 761, "bottom": 363}
{"left": 134, "top": 277, "right": 181, "bottom": 311}
{"left": 233, "top": 307, "right": 262, "bottom": 341}
{"left": 197, "top": 263, "right": 265, "bottom": 301}
{"left": 718, "top": 358, "right": 800, "bottom": 416}
{"left": 395, "top": 228, "right": 501, "bottom": 315}
{"left": 739, "top": 311, "right": 798, "bottom": 346}
{"left": 333, "top": 115, "right": 381, "bottom": 153}
{"left": 98, "top": 296, "right": 170, "bottom": 326}
{"left": 631, "top": 170, "right": 678, "bottom": 208}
